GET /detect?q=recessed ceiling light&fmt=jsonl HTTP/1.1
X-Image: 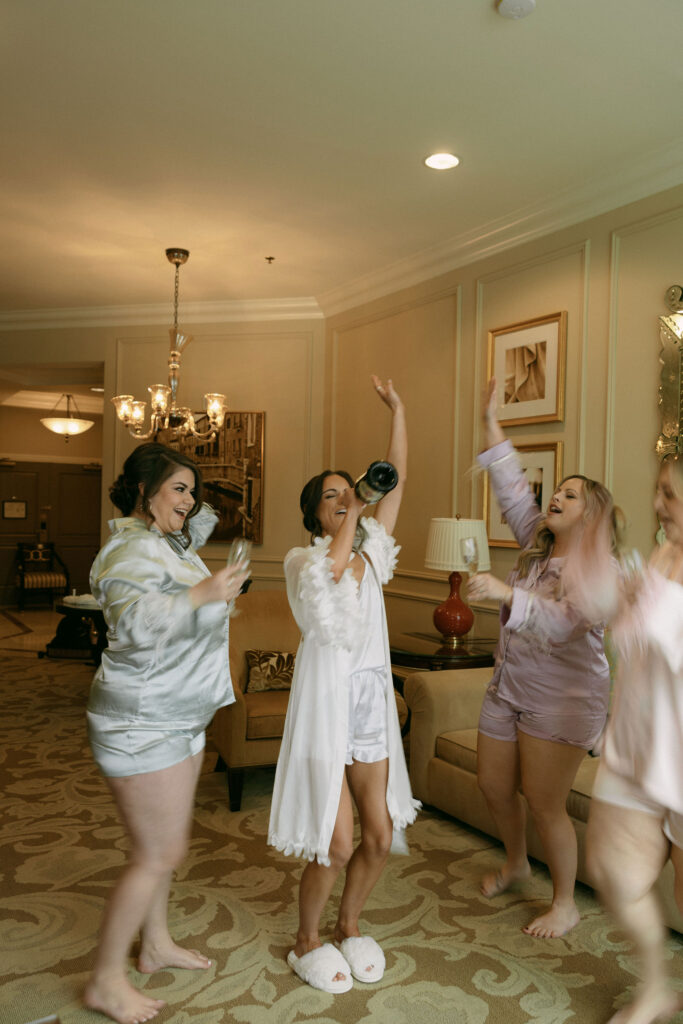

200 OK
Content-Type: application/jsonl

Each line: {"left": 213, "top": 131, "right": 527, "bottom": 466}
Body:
{"left": 424, "top": 153, "right": 460, "bottom": 171}
{"left": 497, "top": 0, "right": 536, "bottom": 18}
{"left": 90, "top": 387, "right": 104, "bottom": 393}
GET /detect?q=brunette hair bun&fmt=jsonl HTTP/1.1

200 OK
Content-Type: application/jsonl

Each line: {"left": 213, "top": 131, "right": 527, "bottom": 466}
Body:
{"left": 109, "top": 473, "right": 139, "bottom": 515}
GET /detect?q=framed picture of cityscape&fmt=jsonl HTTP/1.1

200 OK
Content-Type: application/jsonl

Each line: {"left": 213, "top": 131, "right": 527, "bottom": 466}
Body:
{"left": 174, "top": 411, "right": 264, "bottom": 544}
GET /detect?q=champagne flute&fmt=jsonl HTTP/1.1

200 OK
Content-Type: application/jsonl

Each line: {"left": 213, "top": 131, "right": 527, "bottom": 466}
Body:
{"left": 460, "top": 536, "right": 479, "bottom": 576}
{"left": 227, "top": 537, "right": 252, "bottom": 569}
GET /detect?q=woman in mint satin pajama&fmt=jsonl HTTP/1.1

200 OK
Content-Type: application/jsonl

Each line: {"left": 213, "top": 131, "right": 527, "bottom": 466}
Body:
{"left": 83, "top": 443, "right": 248, "bottom": 1024}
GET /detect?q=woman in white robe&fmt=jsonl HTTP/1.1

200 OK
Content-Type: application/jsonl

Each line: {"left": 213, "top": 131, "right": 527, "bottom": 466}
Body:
{"left": 268, "top": 376, "right": 419, "bottom": 994}
{"left": 83, "top": 443, "right": 248, "bottom": 1024}
{"left": 587, "top": 454, "right": 683, "bottom": 1024}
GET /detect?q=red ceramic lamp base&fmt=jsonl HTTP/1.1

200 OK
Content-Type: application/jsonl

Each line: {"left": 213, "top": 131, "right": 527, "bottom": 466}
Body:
{"left": 432, "top": 571, "right": 474, "bottom": 647}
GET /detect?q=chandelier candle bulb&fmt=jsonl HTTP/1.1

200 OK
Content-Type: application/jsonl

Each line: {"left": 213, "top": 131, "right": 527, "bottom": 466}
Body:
{"left": 354, "top": 461, "right": 399, "bottom": 505}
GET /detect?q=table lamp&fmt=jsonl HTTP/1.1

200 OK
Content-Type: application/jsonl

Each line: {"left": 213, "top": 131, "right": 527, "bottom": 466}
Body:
{"left": 425, "top": 517, "right": 491, "bottom": 646}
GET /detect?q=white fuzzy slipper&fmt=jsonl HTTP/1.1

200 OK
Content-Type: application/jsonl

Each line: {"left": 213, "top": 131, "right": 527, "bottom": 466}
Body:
{"left": 335, "top": 936, "right": 385, "bottom": 983}
{"left": 287, "top": 943, "right": 353, "bottom": 993}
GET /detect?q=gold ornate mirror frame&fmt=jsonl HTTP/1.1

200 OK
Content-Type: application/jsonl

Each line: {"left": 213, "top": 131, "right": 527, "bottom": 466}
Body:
{"left": 656, "top": 284, "right": 683, "bottom": 458}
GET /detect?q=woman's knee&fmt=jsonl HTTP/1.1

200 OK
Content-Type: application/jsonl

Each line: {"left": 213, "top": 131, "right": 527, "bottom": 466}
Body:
{"left": 478, "top": 771, "right": 518, "bottom": 806}
{"left": 328, "top": 835, "right": 354, "bottom": 870}
{"left": 361, "top": 821, "right": 393, "bottom": 861}
{"left": 131, "top": 834, "right": 190, "bottom": 875}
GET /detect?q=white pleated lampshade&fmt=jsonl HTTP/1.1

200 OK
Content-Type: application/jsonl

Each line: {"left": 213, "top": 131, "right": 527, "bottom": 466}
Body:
{"left": 425, "top": 518, "right": 491, "bottom": 572}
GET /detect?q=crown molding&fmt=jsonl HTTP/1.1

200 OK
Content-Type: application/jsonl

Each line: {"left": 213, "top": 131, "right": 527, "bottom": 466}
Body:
{"left": 0, "top": 296, "right": 324, "bottom": 332}
{"left": 318, "top": 140, "right": 683, "bottom": 316}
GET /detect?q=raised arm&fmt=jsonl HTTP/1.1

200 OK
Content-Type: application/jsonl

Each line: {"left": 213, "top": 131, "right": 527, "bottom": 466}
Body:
{"left": 373, "top": 376, "right": 406, "bottom": 537}
{"left": 482, "top": 377, "right": 505, "bottom": 451}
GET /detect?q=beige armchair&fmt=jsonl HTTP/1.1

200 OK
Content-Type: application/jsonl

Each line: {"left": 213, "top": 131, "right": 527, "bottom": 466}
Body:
{"left": 210, "top": 588, "right": 300, "bottom": 810}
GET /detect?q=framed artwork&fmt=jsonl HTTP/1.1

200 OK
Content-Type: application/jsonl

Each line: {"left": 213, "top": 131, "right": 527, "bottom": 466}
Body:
{"left": 484, "top": 442, "right": 564, "bottom": 548}
{"left": 2, "top": 500, "right": 27, "bottom": 520}
{"left": 488, "top": 311, "right": 567, "bottom": 425}
{"left": 173, "top": 411, "right": 265, "bottom": 544}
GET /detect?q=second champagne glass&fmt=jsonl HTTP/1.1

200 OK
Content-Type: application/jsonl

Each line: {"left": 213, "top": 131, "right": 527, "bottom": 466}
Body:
{"left": 460, "top": 536, "right": 479, "bottom": 576}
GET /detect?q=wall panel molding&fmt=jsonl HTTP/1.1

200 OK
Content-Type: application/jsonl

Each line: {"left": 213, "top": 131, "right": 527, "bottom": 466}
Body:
{"left": 606, "top": 202, "right": 683, "bottom": 487}
{"left": 474, "top": 239, "right": 590, "bottom": 474}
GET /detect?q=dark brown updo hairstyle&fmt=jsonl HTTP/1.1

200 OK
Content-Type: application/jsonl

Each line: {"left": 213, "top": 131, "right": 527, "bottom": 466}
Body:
{"left": 300, "top": 469, "right": 354, "bottom": 539}
{"left": 109, "top": 442, "right": 203, "bottom": 542}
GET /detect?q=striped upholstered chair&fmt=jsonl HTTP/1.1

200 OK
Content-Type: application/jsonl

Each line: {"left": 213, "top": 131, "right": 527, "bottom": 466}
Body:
{"left": 15, "top": 542, "right": 70, "bottom": 610}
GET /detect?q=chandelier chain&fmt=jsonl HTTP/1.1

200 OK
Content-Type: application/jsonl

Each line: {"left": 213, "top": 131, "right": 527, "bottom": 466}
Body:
{"left": 173, "top": 263, "right": 180, "bottom": 334}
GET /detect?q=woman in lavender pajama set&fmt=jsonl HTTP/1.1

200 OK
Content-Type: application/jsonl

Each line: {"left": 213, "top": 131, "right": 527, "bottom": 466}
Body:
{"left": 467, "top": 380, "right": 621, "bottom": 939}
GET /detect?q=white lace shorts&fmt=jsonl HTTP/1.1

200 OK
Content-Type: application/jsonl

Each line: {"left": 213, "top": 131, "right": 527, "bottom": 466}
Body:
{"left": 593, "top": 762, "right": 683, "bottom": 848}
{"left": 345, "top": 667, "right": 389, "bottom": 765}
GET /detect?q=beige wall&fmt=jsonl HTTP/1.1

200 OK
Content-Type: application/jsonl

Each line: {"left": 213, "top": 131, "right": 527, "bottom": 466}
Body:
{"left": 0, "top": 182, "right": 681, "bottom": 624}
{"left": 326, "top": 184, "right": 683, "bottom": 638}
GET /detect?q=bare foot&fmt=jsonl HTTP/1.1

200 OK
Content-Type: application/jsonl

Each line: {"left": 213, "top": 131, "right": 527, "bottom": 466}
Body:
{"left": 607, "top": 984, "right": 683, "bottom": 1024}
{"left": 522, "top": 901, "right": 580, "bottom": 938}
{"left": 83, "top": 975, "right": 165, "bottom": 1024}
{"left": 137, "top": 940, "right": 212, "bottom": 974}
{"left": 480, "top": 861, "right": 531, "bottom": 898}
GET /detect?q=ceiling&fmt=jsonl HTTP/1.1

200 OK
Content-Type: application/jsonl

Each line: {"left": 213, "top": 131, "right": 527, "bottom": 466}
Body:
{"left": 0, "top": 1, "right": 682, "bottom": 384}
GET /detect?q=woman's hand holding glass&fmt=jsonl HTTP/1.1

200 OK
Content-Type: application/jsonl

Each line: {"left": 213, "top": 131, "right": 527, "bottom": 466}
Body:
{"left": 461, "top": 536, "right": 480, "bottom": 576}
{"left": 467, "top": 570, "right": 513, "bottom": 607}
{"left": 189, "top": 560, "right": 249, "bottom": 609}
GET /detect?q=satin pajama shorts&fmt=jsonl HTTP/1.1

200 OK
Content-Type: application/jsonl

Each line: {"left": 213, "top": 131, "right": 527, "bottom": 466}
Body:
{"left": 87, "top": 711, "right": 209, "bottom": 778}
{"left": 478, "top": 687, "right": 605, "bottom": 750}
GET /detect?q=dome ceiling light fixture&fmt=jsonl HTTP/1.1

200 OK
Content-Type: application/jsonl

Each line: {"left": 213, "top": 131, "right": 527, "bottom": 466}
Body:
{"left": 40, "top": 393, "right": 95, "bottom": 441}
{"left": 111, "top": 248, "right": 228, "bottom": 441}
{"left": 424, "top": 152, "right": 460, "bottom": 170}
{"left": 497, "top": 0, "right": 536, "bottom": 19}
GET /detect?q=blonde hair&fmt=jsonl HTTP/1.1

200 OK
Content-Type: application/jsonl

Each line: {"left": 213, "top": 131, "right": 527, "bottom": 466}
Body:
{"left": 517, "top": 474, "right": 622, "bottom": 578}
{"left": 661, "top": 454, "right": 683, "bottom": 500}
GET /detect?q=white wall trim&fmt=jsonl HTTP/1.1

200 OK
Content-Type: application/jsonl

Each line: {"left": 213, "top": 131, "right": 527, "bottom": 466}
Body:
{"left": 577, "top": 241, "right": 592, "bottom": 474}
{"left": 605, "top": 232, "right": 621, "bottom": 489}
{"left": 317, "top": 141, "right": 683, "bottom": 317}
{"left": 0, "top": 453, "right": 102, "bottom": 465}
{"left": 604, "top": 202, "right": 683, "bottom": 487}
{"left": 0, "top": 297, "right": 324, "bottom": 331}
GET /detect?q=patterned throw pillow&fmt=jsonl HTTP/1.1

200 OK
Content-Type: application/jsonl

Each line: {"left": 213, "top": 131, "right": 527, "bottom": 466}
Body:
{"left": 245, "top": 650, "right": 295, "bottom": 693}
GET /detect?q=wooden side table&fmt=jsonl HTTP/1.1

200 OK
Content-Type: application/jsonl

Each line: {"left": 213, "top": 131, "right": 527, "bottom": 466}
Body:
{"left": 390, "top": 632, "right": 496, "bottom": 687}
{"left": 43, "top": 601, "right": 107, "bottom": 666}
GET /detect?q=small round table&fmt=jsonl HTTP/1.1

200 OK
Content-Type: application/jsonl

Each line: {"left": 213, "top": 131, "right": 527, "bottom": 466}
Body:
{"left": 44, "top": 601, "right": 107, "bottom": 665}
{"left": 390, "top": 632, "right": 496, "bottom": 683}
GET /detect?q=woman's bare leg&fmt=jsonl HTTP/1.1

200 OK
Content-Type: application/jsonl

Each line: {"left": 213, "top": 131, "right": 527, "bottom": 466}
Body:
{"left": 587, "top": 800, "right": 680, "bottom": 1024}
{"left": 293, "top": 771, "right": 354, "bottom": 978}
{"left": 333, "top": 758, "right": 393, "bottom": 943}
{"left": 518, "top": 732, "right": 586, "bottom": 937}
{"left": 83, "top": 751, "right": 204, "bottom": 1024}
{"left": 137, "top": 751, "right": 211, "bottom": 972}
{"left": 477, "top": 733, "right": 531, "bottom": 896}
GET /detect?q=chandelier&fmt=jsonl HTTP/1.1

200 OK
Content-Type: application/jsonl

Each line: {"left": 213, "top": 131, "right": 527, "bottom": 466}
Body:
{"left": 41, "top": 393, "right": 95, "bottom": 441}
{"left": 111, "top": 248, "right": 227, "bottom": 440}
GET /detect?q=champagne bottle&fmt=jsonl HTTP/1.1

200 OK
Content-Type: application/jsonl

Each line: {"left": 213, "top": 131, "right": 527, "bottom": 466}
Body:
{"left": 354, "top": 461, "right": 398, "bottom": 505}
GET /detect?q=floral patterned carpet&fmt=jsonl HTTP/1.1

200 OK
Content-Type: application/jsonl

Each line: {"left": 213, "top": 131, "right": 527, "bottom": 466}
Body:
{"left": 0, "top": 651, "right": 681, "bottom": 1024}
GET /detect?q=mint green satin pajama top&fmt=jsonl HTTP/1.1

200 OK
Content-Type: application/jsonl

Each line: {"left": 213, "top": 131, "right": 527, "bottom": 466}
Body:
{"left": 86, "top": 510, "right": 234, "bottom": 776}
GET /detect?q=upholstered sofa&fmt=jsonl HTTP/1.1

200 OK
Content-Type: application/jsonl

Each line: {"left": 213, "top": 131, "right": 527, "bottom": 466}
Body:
{"left": 404, "top": 667, "right": 683, "bottom": 934}
{"left": 210, "top": 589, "right": 300, "bottom": 811}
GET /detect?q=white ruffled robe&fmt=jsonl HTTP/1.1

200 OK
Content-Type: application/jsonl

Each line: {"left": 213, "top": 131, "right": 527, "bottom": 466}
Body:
{"left": 267, "top": 517, "right": 420, "bottom": 865}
